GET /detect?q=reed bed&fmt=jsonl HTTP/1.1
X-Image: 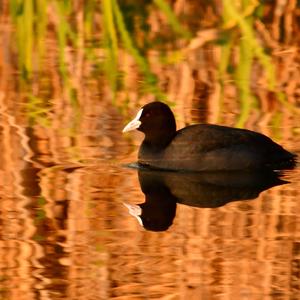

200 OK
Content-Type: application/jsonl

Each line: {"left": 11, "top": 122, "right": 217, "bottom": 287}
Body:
{"left": 1, "top": 0, "right": 298, "bottom": 126}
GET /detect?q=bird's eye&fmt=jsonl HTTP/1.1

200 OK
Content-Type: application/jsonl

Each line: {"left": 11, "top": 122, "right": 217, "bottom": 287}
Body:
{"left": 144, "top": 113, "right": 151, "bottom": 118}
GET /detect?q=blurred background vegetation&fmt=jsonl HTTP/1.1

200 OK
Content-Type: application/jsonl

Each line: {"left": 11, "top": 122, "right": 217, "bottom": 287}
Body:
{"left": 1, "top": 0, "right": 300, "bottom": 126}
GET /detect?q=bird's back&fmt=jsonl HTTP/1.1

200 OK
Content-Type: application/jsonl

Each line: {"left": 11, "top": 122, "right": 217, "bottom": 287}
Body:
{"left": 139, "top": 124, "right": 296, "bottom": 171}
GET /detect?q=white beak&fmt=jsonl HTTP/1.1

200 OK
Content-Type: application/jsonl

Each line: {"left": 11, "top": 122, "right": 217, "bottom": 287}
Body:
{"left": 123, "top": 203, "right": 143, "bottom": 227}
{"left": 122, "top": 109, "right": 143, "bottom": 133}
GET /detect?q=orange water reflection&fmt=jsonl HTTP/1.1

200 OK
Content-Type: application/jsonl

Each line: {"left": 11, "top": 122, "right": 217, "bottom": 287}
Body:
{"left": 1, "top": 5, "right": 300, "bottom": 299}
{"left": 0, "top": 104, "right": 299, "bottom": 298}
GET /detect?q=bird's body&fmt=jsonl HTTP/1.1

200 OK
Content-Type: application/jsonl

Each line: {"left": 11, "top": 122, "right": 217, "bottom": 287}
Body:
{"left": 123, "top": 102, "right": 297, "bottom": 171}
{"left": 139, "top": 123, "right": 295, "bottom": 171}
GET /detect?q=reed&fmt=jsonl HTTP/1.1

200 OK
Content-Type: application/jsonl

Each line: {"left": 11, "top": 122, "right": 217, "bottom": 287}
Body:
{"left": 10, "top": 0, "right": 34, "bottom": 80}
{"left": 9, "top": 0, "right": 189, "bottom": 99}
{"left": 153, "top": 0, "right": 191, "bottom": 38}
{"left": 6, "top": 0, "right": 299, "bottom": 126}
{"left": 102, "top": 0, "right": 119, "bottom": 96}
{"left": 221, "top": 0, "right": 278, "bottom": 126}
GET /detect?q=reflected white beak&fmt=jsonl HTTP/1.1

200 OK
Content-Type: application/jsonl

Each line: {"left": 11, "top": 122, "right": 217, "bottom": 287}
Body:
{"left": 122, "top": 108, "right": 143, "bottom": 133}
{"left": 123, "top": 203, "right": 143, "bottom": 227}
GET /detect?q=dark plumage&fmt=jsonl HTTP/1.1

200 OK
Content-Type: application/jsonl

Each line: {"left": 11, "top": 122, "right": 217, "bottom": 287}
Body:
{"left": 123, "top": 101, "right": 297, "bottom": 171}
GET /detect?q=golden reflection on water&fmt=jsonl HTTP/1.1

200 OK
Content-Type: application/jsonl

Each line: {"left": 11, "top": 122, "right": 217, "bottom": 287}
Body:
{"left": 0, "top": 4, "right": 300, "bottom": 300}
{"left": 0, "top": 98, "right": 300, "bottom": 299}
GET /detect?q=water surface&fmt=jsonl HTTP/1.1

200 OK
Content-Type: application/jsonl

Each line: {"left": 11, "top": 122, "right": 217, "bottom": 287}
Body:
{"left": 1, "top": 2, "right": 300, "bottom": 298}
{"left": 1, "top": 99, "right": 299, "bottom": 299}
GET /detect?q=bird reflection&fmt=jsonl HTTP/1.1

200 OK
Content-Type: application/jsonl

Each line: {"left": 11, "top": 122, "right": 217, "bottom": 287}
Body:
{"left": 125, "top": 168, "right": 289, "bottom": 232}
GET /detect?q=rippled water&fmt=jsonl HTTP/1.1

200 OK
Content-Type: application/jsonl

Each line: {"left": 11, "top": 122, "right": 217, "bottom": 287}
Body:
{"left": 1, "top": 4, "right": 300, "bottom": 298}
{"left": 0, "top": 98, "right": 299, "bottom": 299}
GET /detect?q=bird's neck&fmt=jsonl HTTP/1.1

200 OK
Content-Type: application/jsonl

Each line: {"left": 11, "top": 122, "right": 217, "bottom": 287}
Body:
{"left": 143, "top": 130, "right": 175, "bottom": 150}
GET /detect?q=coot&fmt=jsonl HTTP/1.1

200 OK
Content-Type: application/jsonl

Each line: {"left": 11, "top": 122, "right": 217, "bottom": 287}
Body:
{"left": 123, "top": 101, "right": 297, "bottom": 171}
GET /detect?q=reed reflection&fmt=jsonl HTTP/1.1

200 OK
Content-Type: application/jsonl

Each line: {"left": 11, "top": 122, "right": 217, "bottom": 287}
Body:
{"left": 125, "top": 168, "right": 289, "bottom": 232}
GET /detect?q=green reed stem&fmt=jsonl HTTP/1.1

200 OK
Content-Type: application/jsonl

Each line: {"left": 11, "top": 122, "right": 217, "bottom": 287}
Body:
{"left": 223, "top": 0, "right": 276, "bottom": 90}
{"left": 153, "top": 0, "right": 191, "bottom": 38}
{"left": 222, "top": 0, "right": 278, "bottom": 126}
{"left": 36, "top": 0, "right": 48, "bottom": 69}
{"left": 10, "top": 0, "right": 34, "bottom": 80}
{"left": 102, "top": 0, "right": 119, "bottom": 95}
{"left": 111, "top": 0, "right": 164, "bottom": 97}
